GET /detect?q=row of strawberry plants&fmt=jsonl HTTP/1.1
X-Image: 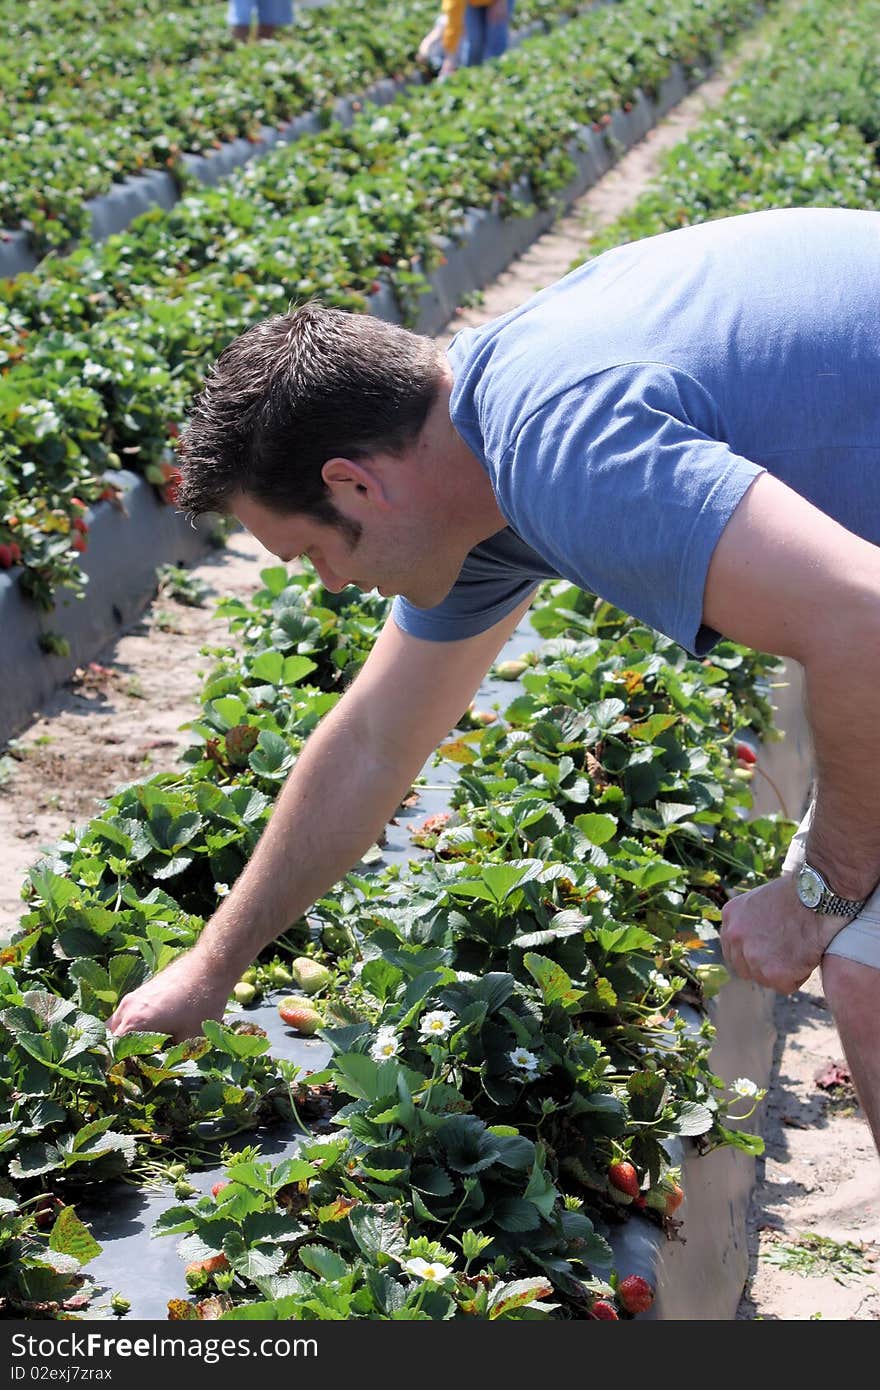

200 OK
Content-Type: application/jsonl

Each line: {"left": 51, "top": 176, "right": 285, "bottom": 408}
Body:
{"left": 0, "top": 577, "right": 392, "bottom": 1315}
{"left": 0, "top": 565, "right": 785, "bottom": 1316}
{"left": 0, "top": 0, "right": 767, "bottom": 613}
{"left": 584, "top": 0, "right": 880, "bottom": 253}
{"left": 0, "top": 0, "right": 590, "bottom": 252}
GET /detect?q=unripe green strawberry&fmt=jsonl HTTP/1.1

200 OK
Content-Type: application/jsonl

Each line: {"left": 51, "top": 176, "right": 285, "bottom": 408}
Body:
{"left": 279, "top": 996, "right": 322, "bottom": 1034}
{"left": 289, "top": 957, "right": 332, "bottom": 995}
{"left": 232, "top": 981, "right": 257, "bottom": 1005}
{"left": 693, "top": 962, "right": 729, "bottom": 999}
{"left": 618, "top": 1274, "right": 654, "bottom": 1315}
{"left": 494, "top": 659, "right": 529, "bottom": 681}
{"left": 269, "top": 962, "right": 293, "bottom": 985}
{"left": 321, "top": 924, "right": 351, "bottom": 954}
{"left": 110, "top": 1292, "right": 131, "bottom": 1315}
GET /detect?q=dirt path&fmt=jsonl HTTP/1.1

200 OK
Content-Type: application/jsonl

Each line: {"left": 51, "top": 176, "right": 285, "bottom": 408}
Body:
{"left": 2, "top": 24, "right": 876, "bottom": 1319}
{"left": 0, "top": 533, "right": 268, "bottom": 931}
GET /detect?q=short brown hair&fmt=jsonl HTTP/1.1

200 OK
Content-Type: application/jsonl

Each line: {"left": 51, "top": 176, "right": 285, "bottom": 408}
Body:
{"left": 178, "top": 303, "right": 444, "bottom": 526}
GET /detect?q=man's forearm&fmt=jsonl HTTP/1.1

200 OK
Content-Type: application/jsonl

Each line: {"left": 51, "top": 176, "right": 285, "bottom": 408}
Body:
{"left": 191, "top": 701, "right": 420, "bottom": 977}
{"left": 801, "top": 608, "right": 880, "bottom": 901}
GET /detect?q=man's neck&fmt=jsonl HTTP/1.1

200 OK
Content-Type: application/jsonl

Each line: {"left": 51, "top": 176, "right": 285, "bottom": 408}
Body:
{"left": 419, "top": 369, "right": 507, "bottom": 548}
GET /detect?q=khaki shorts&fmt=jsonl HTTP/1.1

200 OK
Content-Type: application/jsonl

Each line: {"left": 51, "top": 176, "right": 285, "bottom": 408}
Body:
{"left": 782, "top": 806, "right": 880, "bottom": 970}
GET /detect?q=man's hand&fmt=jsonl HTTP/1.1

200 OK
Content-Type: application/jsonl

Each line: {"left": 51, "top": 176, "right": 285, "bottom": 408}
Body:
{"left": 107, "top": 950, "right": 235, "bottom": 1043}
{"left": 720, "top": 875, "right": 848, "bottom": 993}
{"left": 108, "top": 605, "right": 536, "bottom": 1042}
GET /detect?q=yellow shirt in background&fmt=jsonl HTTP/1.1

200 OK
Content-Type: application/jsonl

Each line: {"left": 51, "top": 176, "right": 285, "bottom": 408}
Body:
{"left": 441, "top": 0, "right": 498, "bottom": 54}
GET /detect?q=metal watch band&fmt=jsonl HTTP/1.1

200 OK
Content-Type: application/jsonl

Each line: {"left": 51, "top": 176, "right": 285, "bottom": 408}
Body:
{"left": 817, "top": 888, "right": 867, "bottom": 919}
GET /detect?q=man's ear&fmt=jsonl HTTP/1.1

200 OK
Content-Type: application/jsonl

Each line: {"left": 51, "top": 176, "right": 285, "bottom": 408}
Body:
{"left": 321, "top": 457, "right": 387, "bottom": 505}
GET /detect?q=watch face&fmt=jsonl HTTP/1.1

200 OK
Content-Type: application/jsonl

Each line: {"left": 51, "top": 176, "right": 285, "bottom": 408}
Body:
{"left": 797, "top": 866, "right": 823, "bottom": 909}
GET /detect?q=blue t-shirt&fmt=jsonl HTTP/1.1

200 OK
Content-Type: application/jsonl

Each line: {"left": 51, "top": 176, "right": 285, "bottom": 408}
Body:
{"left": 392, "top": 208, "right": 880, "bottom": 654}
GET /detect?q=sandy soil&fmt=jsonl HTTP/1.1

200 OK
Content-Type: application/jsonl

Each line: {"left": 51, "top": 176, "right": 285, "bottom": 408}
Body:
{"left": 2, "top": 30, "right": 877, "bottom": 1318}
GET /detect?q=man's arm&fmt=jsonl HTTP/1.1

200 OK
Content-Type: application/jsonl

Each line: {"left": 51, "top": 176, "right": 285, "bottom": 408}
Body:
{"left": 108, "top": 595, "right": 535, "bottom": 1039}
{"left": 702, "top": 472, "right": 880, "bottom": 991}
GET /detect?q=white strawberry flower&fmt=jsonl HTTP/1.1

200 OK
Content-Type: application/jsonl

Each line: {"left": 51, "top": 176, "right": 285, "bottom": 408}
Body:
{"left": 404, "top": 1257, "right": 454, "bottom": 1283}
{"left": 370, "top": 1028, "right": 401, "bottom": 1061}
{"left": 731, "top": 1077, "right": 759, "bottom": 1098}
{"left": 509, "top": 1047, "right": 540, "bottom": 1074}
{"left": 214, "top": 882, "right": 230, "bottom": 898}
{"left": 649, "top": 969, "right": 671, "bottom": 991}
{"left": 419, "top": 1010, "right": 457, "bottom": 1039}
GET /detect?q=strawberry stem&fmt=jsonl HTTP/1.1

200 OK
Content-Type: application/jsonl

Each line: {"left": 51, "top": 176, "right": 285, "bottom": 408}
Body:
{"left": 753, "top": 763, "right": 790, "bottom": 819}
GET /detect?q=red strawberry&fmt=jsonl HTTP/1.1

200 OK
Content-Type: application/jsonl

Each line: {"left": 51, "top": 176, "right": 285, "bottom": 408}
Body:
{"left": 590, "top": 1299, "right": 619, "bottom": 1320}
{"left": 0, "top": 544, "right": 12, "bottom": 569}
{"left": 608, "top": 1160, "right": 640, "bottom": 1199}
{"left": 663, "top": 1181, "right": 684, "bottom": 1215}
{"left": 618, "top": 1274, "right": 654, "bottom": 1315}
{"left": 160, "top": 466, "right": 182, "bottom": 506}
{"left": 8, "top": 542, "right": 21, "bottom": 564}
{"left": 70, "top": 497, "right": 87, "bottom": 510}
{"left": 71, "top": 535, "right": 88, "bottom": 554}
{"left": 72, "top": 516, "right": 89, "bottom": 534}
{"left": 734, "top": 740, "right": 757, "bottom": 765}
{"left": 211, "top": 1182, "right": 229, "bottom": 1199}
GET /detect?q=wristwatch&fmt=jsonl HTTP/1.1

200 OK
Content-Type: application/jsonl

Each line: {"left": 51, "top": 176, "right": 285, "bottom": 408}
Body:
{"left": 795, "top": 861, "right": 868, "bottom": 920}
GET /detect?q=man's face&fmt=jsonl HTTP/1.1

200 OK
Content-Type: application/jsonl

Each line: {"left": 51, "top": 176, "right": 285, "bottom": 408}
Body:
{"left": 229, "top": 485, "right": 463, "bottom": 610}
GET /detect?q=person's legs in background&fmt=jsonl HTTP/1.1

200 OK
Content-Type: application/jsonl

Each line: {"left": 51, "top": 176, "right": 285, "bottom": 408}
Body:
{"left": 464, "top": 3, "right": 488, "bottom": 66}
{"left": 255, "top": 0, "right": 294, "bottom": 39}
{"left": 464, "top": 0, "right": 513, "bottom": 65}
{"left": 229, "top": 0, "right": 294, "bottom": 41}
{"left": 227, "top": 0, "right": 253, "bottom": 41}
{"left": 484, "top": 0, "right": 514, "bottom": 60}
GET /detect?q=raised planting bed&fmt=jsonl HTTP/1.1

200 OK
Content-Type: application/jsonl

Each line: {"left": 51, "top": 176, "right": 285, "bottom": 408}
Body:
{"left": 0, "top": 571, "right": 798, "bottom": 1319}
{"left": 0, "top": 472, "right": 216, "bottom": 743}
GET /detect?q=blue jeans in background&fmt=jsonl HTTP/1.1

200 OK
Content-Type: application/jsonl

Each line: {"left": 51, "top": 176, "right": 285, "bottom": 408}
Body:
{"left": 464, "top": 0, "right": 515, "bottom": 65}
